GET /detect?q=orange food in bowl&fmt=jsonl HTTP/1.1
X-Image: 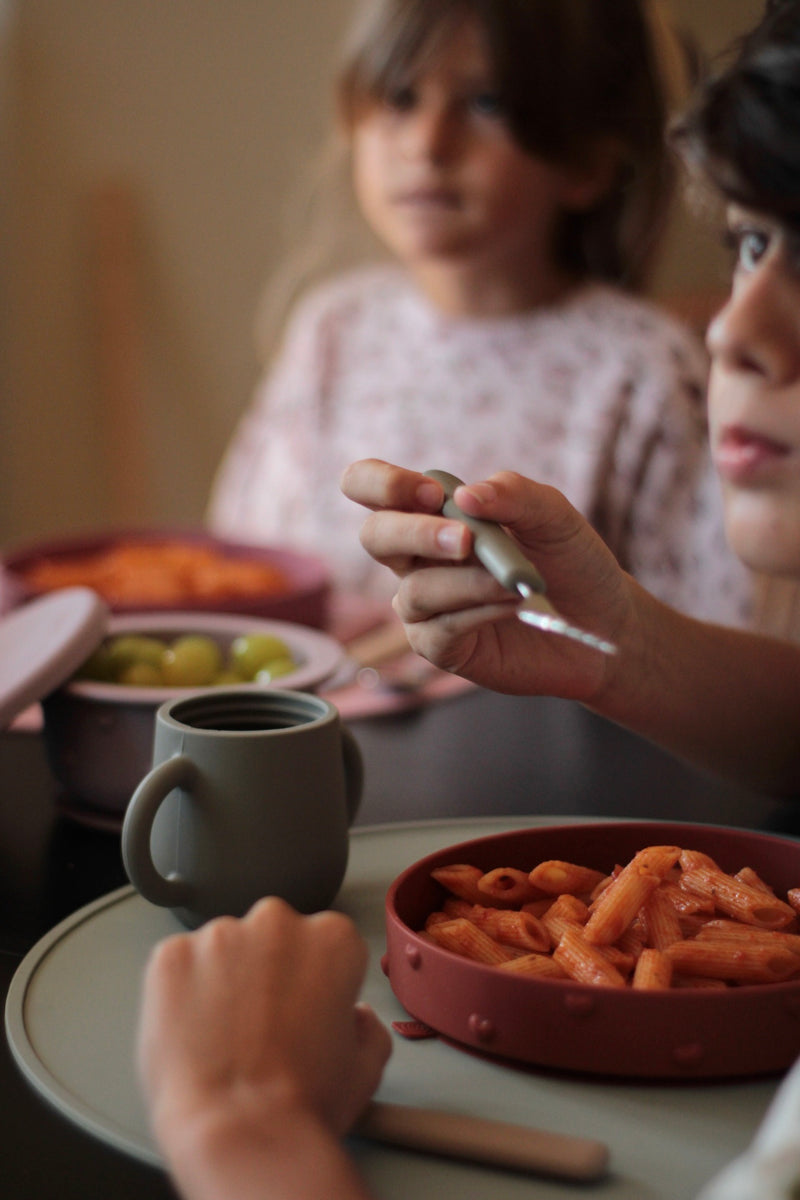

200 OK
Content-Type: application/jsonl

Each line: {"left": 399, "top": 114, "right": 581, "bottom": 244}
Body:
{"left": 18, "top": 541, "right": 290, "bottom": 607}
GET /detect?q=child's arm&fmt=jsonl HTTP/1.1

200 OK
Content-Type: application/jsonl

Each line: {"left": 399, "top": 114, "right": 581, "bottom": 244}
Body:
{"left": 341, "top": 459, "right": 800, "bottom": 796}
{"left": 150, "top": 1096, "right": 377, "bottom": 1200}
{"left": 138, "top": 898, "right": 390, "bottom": 1200}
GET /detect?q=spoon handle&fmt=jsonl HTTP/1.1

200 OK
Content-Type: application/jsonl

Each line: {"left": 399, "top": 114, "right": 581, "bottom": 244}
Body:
{"left": 425, "top": 469, "right": 547, "bottom": 595}
{"left": 425, "top": 468, "right": 617, "bottom": 655}
{"left": 356, "top": 1100, "right": 609, "bottom": 1182}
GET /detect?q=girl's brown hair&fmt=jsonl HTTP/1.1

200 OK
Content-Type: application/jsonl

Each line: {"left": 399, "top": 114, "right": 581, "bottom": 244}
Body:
{"left": 255, "top": 0, "right": 690, "bottom": 360}
{"left": 336, "top": 0, "right": 691, "bottom": 289}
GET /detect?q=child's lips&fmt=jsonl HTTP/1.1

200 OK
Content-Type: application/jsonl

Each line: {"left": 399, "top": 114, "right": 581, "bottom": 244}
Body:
{"left": 393, "top": 186, "right": 460, "bottom": 209}
{"left": 714, "top": 424, "right": 793, "bottom": 482}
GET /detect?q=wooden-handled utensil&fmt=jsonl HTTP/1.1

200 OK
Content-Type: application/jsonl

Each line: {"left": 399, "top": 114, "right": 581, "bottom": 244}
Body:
{"left": 356, "top": 1100, "right": 609, "bottom": 1182}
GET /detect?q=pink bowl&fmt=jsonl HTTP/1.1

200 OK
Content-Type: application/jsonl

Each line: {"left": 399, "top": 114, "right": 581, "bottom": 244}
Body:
{"left": 39, "top": 611, "right": 344, "bottom": 820}
{"left": 384, "top": 821, "right": 800, "bottom": 1080}
{"left": 2, "top": 528, "right": 331, "bottom": 629}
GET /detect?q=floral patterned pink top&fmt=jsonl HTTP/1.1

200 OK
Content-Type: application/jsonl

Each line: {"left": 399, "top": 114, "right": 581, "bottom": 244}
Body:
{"left": 208, "top": 265, "right": 753, "bottom": 626}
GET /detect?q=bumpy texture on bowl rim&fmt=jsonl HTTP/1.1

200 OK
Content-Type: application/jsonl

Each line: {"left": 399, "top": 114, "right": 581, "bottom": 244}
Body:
{"left": 384, "top": 820, "right": 800, "bottom": 1079}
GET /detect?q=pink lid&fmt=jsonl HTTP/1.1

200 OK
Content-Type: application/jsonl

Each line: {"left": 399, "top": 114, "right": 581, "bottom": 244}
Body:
{"left": 0, "top": 588, "right": 108, "bottom": 729}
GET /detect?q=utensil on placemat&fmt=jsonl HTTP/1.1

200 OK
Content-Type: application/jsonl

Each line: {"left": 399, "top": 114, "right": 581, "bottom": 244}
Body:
{"left": 341, "top": 619, "right": 439, "bottom": 696}
{"left": 356, "top": 1101, "right": 609, "bottom": 1182}
{"left": 426, "top": 469, "right": 617, "bottom": 655}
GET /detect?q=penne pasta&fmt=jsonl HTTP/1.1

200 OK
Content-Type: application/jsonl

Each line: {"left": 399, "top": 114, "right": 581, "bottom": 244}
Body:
{"left": 478, "top": 866, "right": 542, "bottom": 906}
{"left": 584, "top": 847, "right": 681, "bottom": 945}
{"left": 497, "top": 953, "right": 568, "bottom": 979}
{"left": 596, "top": 945, "right": 636, "bottom": 975}
{"left": 527, "top": 860, "right": 606, "bottom": 896}
{"left": 735, "top": 866, "right": 776, "bottom": 896}
{"left": 641, "top": 886, "right": 683, "bottom": 951}
{"left": 589, "top": 873, "right": 616, "bottom": 903}
{"left": 695, "top": 919, "right": 800, "bottom": 953}
{"left": 553, "top": 926, "right": 627, "bottom": 989}
{"left": 658, "top": 879, "right": 715, "bottom": 916}
{"left": 541, "top": 893, "right": 589, "bottom": 945}
{"left": 443, "top": 898, "right": 551, "bottom": 952}
{"left": 426, "top": 917, "right": 518, "bottom": 964}
{"left": 420, "top": 842, "right": 800, "bottom": 990}
{"left": 614, "top": 922, "right": 646, "bottom": 958}
{"left": 632, "top": 948, "right": 673, "bottom": 990}
{"left": 666, "top": 938, "right": 800, "bottom": 985}
{"left": 431, "top": 863, "right": 512, "bottom": 907}
{"left": 679, "top": 864, "right": 796, "bottom": 929}
{"left": 679, "top": 849, "right": 718, "bottom": 872}
{"left": 672, "top": 975, "right": 729, "bottom": 990}
{"left": 677, "top": 913, "right": 716, "bottom": 939}
{"left": 424, "top": 910, "right": 451, "bottom": 930}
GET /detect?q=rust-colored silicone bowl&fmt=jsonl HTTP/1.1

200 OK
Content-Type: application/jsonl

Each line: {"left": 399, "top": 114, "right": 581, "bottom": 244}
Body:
{"left": 384, "top": 821, "right": 800, "bottom": 1080}
{"left": 2, "top": 529, "right": 331, "bottom": 629}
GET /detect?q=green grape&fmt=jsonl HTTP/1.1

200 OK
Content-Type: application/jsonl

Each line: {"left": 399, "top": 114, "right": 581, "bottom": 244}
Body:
{"left": 107, "top": 635, "right": 169, "bottom": 679}
{"left": 75, "top": 644, "right": 116, "bottom": 682}
{"left": 118, "top": 661, "right": 164, "bottom": 687}
{"left": 162, "top": 635, "right": 223, "bottom": 687}
{"left": 75, "top": 629, "right": 300, "bottom": 689}
{"left": 254, "top": 657, "right": 297, "bottom": 684}
{"left": 229, "top": 633, "right": 293, "bottom": 681}
{"left": 212, "top": 668, "right": 245, "bottom": 686}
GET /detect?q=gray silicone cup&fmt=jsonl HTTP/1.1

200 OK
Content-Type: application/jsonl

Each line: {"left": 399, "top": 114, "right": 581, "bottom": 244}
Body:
{"left": 121, "top": 688, "right": 363, "bottom": 927}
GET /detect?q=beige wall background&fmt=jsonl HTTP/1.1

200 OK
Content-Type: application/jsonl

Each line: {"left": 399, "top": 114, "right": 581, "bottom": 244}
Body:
{"left": 0, "top": 0, "right": 764, "bottom": 552}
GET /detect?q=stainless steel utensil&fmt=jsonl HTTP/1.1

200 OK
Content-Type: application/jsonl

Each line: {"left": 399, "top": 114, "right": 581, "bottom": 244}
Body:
{"left": 426, "top": 469, "right": 617, "bottom": 655}
{"left": 337, "top": 620, "right": 439, "bottom": 695}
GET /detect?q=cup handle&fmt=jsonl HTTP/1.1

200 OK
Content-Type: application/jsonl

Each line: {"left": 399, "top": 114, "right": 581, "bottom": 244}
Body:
{"left": 122, "top": 754, "right": 197, "bottom": 908}
{"left": 341, "top": 726, "right": 363, "bottom": 824}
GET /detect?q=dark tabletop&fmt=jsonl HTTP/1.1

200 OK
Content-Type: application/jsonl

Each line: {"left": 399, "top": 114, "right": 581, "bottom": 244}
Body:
{"left": 1, "top": 687, "right": 798, "bottom": 1198}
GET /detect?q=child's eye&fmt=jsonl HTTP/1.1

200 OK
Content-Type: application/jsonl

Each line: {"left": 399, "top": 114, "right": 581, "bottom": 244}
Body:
{"left": 469, "top": 90, "right": 504, "bottom": 118}
{"left": 383, "top": 84, "right": 417, "bottom": 113}
{"left": 724, "top": 225, "right": 771, "bottom": 272}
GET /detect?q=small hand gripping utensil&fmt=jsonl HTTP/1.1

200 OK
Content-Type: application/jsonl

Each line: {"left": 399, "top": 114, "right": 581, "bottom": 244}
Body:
{"left": 426, "top": 469, "right": 617, "bottom": 656}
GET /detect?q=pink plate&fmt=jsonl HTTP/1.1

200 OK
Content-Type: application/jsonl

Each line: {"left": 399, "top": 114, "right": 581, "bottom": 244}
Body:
{"left": 2, "top": 528, "right": 331, "bottom": 628}
{"left": 384, "top": 820, "right": 800, "bottom": 1080}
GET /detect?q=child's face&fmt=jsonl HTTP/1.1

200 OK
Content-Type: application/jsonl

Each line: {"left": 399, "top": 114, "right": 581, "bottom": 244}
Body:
{"left": 348, "top": 17, "right": 581, "bottom": 306}
{"left": 707, "top": 206, "right": 800, "bottom": 578}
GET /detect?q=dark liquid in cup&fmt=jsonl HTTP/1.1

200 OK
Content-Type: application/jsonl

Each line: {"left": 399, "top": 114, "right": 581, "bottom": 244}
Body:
{"left": 170, "top": 690, "right": 326, "bottom": 733}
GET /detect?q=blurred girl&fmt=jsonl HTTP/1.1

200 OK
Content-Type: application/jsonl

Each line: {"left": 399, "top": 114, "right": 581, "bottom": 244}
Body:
{"left": 207, "top": 0, "right": 752, "bottom": 626}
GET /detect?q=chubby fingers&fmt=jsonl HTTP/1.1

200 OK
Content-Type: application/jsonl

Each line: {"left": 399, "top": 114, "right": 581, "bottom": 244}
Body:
{"left": 342, "top": 459, "right": 470, "bottom": 575}
{"left": 340, "top": 458, "right": 446, "bottom": 514}
{"left": 449, "top": 472, "right": 565, "bottom": 538}
{"left": 344, "top": 463, "right": 558, "bottom": 572}
{"left": 395, "top": 562, "right": 515, "bottom": 624}
{"left": 359, "top": 507, "right": 471, "bottom": 576}
{"left": 341, "top": 461, "right": 546, "bottom": 531}
{"left": 350, "top": 1002, "right": 393, "bottom": 1119}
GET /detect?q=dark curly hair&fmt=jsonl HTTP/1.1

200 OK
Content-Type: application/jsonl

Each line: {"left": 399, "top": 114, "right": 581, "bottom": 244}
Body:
{"left": 673, "top": 0, "right": 800, "bottom": 233}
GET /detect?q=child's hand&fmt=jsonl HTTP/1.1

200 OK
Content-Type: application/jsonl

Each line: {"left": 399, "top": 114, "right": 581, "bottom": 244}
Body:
{"left": 138, "top": 898, "right": 392, "bottom": 1149}
{"left": 341, "top": 459, "right": 636, "bottom": 703}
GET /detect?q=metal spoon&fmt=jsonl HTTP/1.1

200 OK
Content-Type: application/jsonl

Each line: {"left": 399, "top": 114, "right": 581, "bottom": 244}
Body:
{"left": 426, "top": 469, "right": 617, "bottom": 656}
